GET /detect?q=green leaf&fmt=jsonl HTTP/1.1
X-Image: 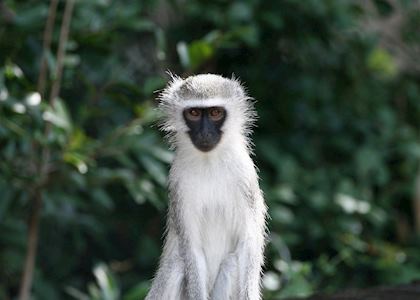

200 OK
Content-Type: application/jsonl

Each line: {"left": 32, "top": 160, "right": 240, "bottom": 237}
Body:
{"left": 93, "top": 263, "right": 120, "bottom": 300}
{"left": 138, "top": 154, "right": 167, "bottom": 186}
{"left": 123, "top": 282, "right": 150, "bottom": 300}
{"left": 177, "top": 40, "right": 215, "bottom": 70}
{"left": 43, "top": 99, "right": 73, "bottom": 132}
{"left": 367, "top": 47, "right": 397, "bottom": 78}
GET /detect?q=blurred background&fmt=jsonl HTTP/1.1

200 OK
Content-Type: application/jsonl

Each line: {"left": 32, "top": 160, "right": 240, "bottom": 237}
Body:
{"left": 1, "top": 0, "right": 420, "bottom": 299}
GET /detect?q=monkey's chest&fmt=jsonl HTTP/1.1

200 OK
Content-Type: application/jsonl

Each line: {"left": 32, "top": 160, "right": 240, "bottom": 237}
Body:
{"left": 189, "top": 184, "right": 245, "bottom": 284}
{"left": 188, "top": 181, "right": 244, "bottom": 245}
{"left": 179, "top": 166, "right": 248, "bottom": 287}
{"left": 199, "top": 196, "right": 242, "bottom": 288}
{"left": 200, "top": 197, "right": 241, "bottom": 247}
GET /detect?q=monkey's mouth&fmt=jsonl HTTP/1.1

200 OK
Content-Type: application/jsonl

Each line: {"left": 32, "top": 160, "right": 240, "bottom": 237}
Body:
{"left": 194, "top": 142, "right": 216, "bottom": 152}
{"left": 188, "top": 133, "right": 222, "bottom": 152}
{"left": 192, "top": 138, "right": 220, "bottom": 152}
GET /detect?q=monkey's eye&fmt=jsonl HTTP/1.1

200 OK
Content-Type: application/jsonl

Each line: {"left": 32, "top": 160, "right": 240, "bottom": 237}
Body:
{"left": 209, "top": 107, "right": 224, "bottom": 121}
{"left": 185, "top": 108, "right": 202, "bottom": 121}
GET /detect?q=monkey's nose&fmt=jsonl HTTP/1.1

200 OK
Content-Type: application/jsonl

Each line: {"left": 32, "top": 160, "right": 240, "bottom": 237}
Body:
{"left": 194, "top": 133, "right": 218, "bottom": 152}
{"left": 200, "top": 132, "right": 213, "bottom": 141}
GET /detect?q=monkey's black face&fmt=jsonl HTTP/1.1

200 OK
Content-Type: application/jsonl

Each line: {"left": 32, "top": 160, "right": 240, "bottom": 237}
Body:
{"left": 183, "top": 106, "right": 226, "bottom": 152}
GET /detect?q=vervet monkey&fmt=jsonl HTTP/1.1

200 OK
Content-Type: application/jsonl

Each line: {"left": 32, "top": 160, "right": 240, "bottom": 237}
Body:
{"left": 145, "top": 74, "right": 267, "bottom": 300}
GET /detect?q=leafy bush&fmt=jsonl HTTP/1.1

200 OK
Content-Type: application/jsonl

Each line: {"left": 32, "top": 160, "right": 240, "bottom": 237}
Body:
{"left": 1, "top": 0, "right": 420, "bottom": 299}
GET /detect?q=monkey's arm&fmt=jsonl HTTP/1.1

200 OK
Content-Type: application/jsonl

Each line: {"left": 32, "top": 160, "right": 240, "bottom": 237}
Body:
{"left": 145, "top": 231, "right": 185, "bottom": 300}
{"left": 170, "top": 187, "right": 208, "bottom": 300}
{"left": 211, "top": 182, "right": 267, "bottom": 300}
{"left": 211, "top": 228, "right": 264, "bottom": 300}
{"left": 240, "top": 183, "right": 267, "bottom": 300}
{"left": 211, "top": 239, "right": 264, "bottom": 300}
{"left": 180, "top": 241, "right": 208, "bottom": 300}
{"left": 210, "top": 253, "right": 238, "bottom": 300}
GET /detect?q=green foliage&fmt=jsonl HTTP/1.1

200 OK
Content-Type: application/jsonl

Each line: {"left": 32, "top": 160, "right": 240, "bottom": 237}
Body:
{"left": 1, "top": 0, "right": 420, "bottom": 299}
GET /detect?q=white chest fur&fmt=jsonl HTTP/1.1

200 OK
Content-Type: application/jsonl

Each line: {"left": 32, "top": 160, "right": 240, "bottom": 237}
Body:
{"left": 172, "top": 149, "right": 252, "bottom": 289}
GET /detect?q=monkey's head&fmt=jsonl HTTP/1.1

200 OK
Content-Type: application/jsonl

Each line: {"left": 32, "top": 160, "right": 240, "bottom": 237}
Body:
{"left": 158, "top": 73, "right": 256, "bottom": 153}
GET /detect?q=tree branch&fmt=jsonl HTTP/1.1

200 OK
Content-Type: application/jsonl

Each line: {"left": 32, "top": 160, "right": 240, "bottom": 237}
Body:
{"left": 49, "top": 0, "right": 75, "bottom": 104}
{"left": 414, "top": 171, "right": 420, "bottom": 234}
{"left": 358, "top": 0, "right": 420, "bottom": 73}
{"left": 37, "top": 0, "right": 58, "bottom": 99}
{"left": 18, "top": 1, "right": 76, "bottom": 299}
{"left": 17, "top": 191, "right": 42, "bottom": 300}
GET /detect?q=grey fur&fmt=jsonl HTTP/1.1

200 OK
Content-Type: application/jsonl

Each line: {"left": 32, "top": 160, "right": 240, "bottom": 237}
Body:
{"left": 176, "top": 74, "right": 246, "bottom": 100}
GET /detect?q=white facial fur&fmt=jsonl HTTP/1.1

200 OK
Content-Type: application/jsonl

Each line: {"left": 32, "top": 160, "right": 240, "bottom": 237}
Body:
{"left": 158, "top": 73, "right": 256, "bottom": 155}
